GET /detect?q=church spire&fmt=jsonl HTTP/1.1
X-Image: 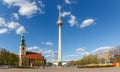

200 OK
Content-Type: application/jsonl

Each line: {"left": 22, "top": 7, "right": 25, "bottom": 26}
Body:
{"left": 20, "top": 33, "right": 25, "bottom": 46}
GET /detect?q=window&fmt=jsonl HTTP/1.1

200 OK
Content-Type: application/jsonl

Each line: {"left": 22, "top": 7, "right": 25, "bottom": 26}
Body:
{"left": 23, "top": 47, "right": 24, "bottom": 50}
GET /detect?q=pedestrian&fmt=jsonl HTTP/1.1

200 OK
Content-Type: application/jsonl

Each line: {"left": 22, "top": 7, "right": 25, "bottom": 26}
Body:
{"left": 42, "top": 56, "right": 46, "bottom": 69}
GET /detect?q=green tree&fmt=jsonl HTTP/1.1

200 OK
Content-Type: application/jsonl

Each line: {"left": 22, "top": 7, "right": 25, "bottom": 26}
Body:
{"left": 69, "top": 54, "right": 99, "bottom": 66}
{"left": 114, "top": 54, "right": 120, "bottom": 63}
{"left": 0, "top": 48, "right": 19, "bottom": 65}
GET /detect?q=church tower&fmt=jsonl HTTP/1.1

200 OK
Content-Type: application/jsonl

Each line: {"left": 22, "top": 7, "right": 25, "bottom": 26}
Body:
{"left": 19, "top": 33, "right": 26, "bottom": 66}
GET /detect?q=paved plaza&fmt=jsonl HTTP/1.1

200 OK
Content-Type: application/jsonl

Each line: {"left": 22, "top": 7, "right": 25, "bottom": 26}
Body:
{"left": 0, "top": 67, "right": 120, "bottom": 72}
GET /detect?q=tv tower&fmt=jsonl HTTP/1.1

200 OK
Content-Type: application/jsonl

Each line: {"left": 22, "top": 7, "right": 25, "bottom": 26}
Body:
{"left": 57, "top": 5, "right": 63, "bottom": 66}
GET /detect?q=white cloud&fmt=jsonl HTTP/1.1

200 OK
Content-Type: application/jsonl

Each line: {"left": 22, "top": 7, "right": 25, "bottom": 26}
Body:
{"left": 68, "top": 54, "right": 77, "bottom": 57}
{"left": 45, "top": 54, "right": 51, "bottom": 58}
{"left": 81, "top": 52, "right": 90, "bottom": 56}
{"left": 77, "top": 51, "right": 90, "bottom": 56}
{"left": 80, "top": 18, "right": 95, "bottom": 28}
{"left": 12, "top": 13, "right": 19, "bottom": 20}
{"left": 0, "top": 17, "right": 26, "bottom": 35}
{"left": 92, "top": 46, "right": 114, "bottom": 53}
{"left": 0, "top": 28, "right": 8, "bottom": 34}
{"left": 7, "top": 21, "right": 26, "bottom": 34}
{"left": 7, "top": 21, "right": 20, "bottom": 29}
{"left": 43, "top": 50, "right": 53, "bottom": 55}
{"left": 66, "top": 46, "right": 117, "bottom": 61}
{"left": 41, "top": 41, "right": 53, "bottom": 46}
{"left": 76, "top": 48, "right": 84, "bottom": 52}
{"left": 57, "top": 4, "right": 62, "bottom": 10}
{"left": 27, "top": 46, "right": 43, "bottom": 53}
{"left": 66, "top": 47, "right": 90, "bottom": 61}
{"left": 64, "top": 0, "right": 71, "bottom": 4}
{"left": 66, "top": 54, "right": 80, "bottom": 61}
{"left": 37, "top": 1, "right": 45, "bottom": 14}
{"left": 3, "top": 0, "right": 45, "bottom": 17}
{"left": 46, "top": 41, "right": 53, "bottom": 46}
{"left": 27, "top": 46, "right": 40, "bottom": 51}
{"left": 69, "top": 46, "right": 114, "bottom": 59}
{"left": 16, "top": 26, "right": 25, "bottom": 34}
{"left": 18, "top": 1, "right": 38, "bottom": 17}
{"left": 60, "top": 1, "right": 95, "bottom": 29}
{"left": 62, "top": 11, "right": 71, "bottom": 17}
{"left": 68, "top": 15, "right": 78, "bottom": 27}
{"left": 61, "top": 11, "right": 78, "bottom": 27}
{"left": 3, "top": 0, "right": 22, "bottom": 5}
{"left": 38, "top": 1, "right": 45, "bottom": 8}
{"left": 43, "top": 49, "right": 54, "bottom": 59}
{"left": 0, "top": 17, "right": 6, "bottom": 27}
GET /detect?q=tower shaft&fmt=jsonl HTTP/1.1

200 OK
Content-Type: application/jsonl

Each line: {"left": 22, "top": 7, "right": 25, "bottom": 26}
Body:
{"left": 58, "top": 26, "right": 62, "bottom": 64}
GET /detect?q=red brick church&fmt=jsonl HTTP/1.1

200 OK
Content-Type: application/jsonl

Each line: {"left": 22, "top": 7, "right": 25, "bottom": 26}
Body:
{"left": 19, "top": 33, "right": 45, "bottom": 67}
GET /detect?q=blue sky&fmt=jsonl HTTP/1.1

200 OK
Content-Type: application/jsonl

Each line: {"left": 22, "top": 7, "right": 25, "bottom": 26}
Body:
{"left": 0, "top": 0, "right": 120, "bottom": 61}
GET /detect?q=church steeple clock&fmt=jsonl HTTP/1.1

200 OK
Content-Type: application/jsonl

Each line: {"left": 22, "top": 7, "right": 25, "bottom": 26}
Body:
{"left": 19, "top": 33, "right": 26, "bottom": 66}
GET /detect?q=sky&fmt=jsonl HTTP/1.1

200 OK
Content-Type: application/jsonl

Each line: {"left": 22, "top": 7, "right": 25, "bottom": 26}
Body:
{"left": 0, "top": 0, "right": 120, "bottom": 61}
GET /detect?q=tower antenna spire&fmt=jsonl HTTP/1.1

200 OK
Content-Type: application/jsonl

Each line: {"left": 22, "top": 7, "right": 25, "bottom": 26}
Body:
{"left": 57, "top": 5, "right": 62, "bottom": 26}
{"left": 58, "top": 5, "right": 62, "bottom": 18}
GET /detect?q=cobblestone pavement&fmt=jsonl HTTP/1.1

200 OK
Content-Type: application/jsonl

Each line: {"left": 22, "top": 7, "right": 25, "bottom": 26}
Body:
{"left": 0, "top": 67, "right": 120, "bottom": 72}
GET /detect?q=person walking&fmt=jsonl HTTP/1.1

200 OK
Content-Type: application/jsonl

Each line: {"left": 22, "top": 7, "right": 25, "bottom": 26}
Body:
{"left": 42, "top": 56, "right": 46, "bottom": 69}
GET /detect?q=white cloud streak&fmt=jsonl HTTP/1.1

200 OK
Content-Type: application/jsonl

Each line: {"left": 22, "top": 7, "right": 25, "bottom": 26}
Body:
{"left": 46, "top": 41, "right": 53, "bottom": 46}
{"left": 62, "top": 11, "right": 71, "bottom": 17}
{"left": 12, "top": 13, "right": 19, "bottom": 20}
{"left": 66, "top": 46, "right": 114, "bottom": 61}
{"left": 18, "top": 1, "right": 38, "bottom": 17}
{"left": 68, "top": 54, "right": 77, "bottom": 57}
{"left": 68, "top": 15, "right": 78, "bottom": 27}
{"left": 81, "top": 52, "right": 90, "bottom": 56}
{"left": 3, "top": 0, "right": 45, "bottom": 18}
{"left": 45, "top": 54, "right": 51, "bottom": 58}
{"left": 0, "top": 17, "right": 6, "bottom": 27}
{"left": 76, "top": 48, "right": 84, "bottom": 52}
{"left": 60, "top": 11, "right": 78, "bottom": 27}
{"left": 62, "top": 1, "right": 96, "bottom": 29}
{"left": 66, "top": 47, "right": 90, "bottom": 61}
{"left": 43, "top": 50, "right": 53, "bottom": 54}
{"left": 92, "top": 46, "right": 114, "bottom": 53}
{"left": 41, "top": 41, "right": 53, "bottom": 46}
{"left": 27, "top": 46, "right": 40, "bottom": 51}
{"left": 16, "top": 26, "right": 26, "bottom": 34}
{"left": 7, "top": 21, "right": 20, "bottom": 29}
{"left": 80, "top": 18, "right": 95, "bottom": 28}
{"left": 64, "top": 0, "right": 71, "bottom": 4}
{"left": 57, "top": 4, "right": 62, "bottom": 10}
{"left": 76, "top": 48, "right": 90, "bottom": 56}
{"left": 0, "top": 28, "right": 8, "bottom": 34}
{"left": 0, "top": 17, "right": 26, "bottom": 34}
